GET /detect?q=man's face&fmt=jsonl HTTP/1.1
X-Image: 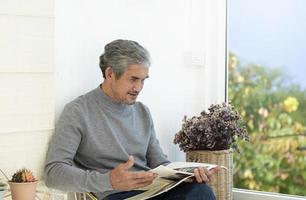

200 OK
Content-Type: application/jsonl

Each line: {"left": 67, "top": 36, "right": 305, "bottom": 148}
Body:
{"left": 108, "top": 64, "right": 149, "bottom": 105}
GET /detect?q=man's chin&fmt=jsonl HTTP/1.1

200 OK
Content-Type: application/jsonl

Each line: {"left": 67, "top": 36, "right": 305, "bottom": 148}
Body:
{"left": 124, "top": 98, "right": 137, "bottom": 105}
{"left": 125, "top": 95, "right": 138, "bottom": 105}
{"left": 127, "top": 101, "right": 136, "bottom": 105}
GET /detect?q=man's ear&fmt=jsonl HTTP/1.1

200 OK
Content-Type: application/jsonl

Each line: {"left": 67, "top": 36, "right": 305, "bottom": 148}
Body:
{"left": 105, "top": 67, "right": 114, "bottom": 80}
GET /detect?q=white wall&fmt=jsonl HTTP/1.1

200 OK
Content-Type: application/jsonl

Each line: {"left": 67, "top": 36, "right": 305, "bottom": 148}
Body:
{"left": 0, "top": 0, "right": 226, "bottom": 184}
{"left": 0, "top": 0, "right": 225, "bottom": 198}
{"left": 0, "top": 0, "right": 54, "bottom": 179}
{"left": 55, "top": 0, "right": 227, "bottom": 162}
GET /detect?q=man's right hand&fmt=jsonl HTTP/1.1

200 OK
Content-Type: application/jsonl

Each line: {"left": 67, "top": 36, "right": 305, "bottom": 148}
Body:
{"left": 110, "top": 156, "right": 157, "bottom": 191}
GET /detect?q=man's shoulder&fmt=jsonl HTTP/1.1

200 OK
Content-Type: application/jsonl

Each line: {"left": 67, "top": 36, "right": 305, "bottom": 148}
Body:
{"left": 63, "top": 88, "right": 97, "bottom": 112}
{"left": 134, "top": 101, "right": 151, "bottom": 116}
{"left": 134, "top": 101, "right": 147, "bottom": 108}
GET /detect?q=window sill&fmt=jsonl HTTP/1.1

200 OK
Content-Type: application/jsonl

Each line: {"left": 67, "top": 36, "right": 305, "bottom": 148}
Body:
{"left": 233, "top": 188, "right": 306, "bottom": 200}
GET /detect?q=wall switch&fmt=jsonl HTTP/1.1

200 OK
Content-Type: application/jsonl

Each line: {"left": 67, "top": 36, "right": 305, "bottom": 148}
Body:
{"left": 191, "top": 52, "right": 205, "bottom": 67}
{"left": 184, "top": 52, "right": 205, "bottom": 67}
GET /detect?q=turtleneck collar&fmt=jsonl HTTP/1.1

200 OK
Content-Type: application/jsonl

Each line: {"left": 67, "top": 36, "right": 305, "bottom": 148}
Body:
{"left": 93, "top": 85, "right": 133, "bottom": 114}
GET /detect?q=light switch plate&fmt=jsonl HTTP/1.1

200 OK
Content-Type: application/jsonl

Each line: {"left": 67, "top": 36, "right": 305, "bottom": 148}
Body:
{"left": 184, "top": 52, "right": 205, "bottom": 67}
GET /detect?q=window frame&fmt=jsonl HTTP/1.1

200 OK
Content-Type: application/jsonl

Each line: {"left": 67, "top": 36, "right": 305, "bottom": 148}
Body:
{"left": 226, "top": 0, "right": 305, "bottom": 199}
{"left": 233, "top": 188, "right": 306, "bottom": 200}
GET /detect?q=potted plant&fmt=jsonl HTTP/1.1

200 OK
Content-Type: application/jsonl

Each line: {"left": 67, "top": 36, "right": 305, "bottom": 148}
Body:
{"left": 8, "top": 168, "right": 37, "bottom": 200}
{"left": 173, "top": 102, "right": 249, "bottom": 200}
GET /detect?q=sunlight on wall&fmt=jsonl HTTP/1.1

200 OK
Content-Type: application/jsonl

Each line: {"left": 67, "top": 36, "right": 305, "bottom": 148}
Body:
{"left": 0, "top": 0, "right": 54, "bottom": 180}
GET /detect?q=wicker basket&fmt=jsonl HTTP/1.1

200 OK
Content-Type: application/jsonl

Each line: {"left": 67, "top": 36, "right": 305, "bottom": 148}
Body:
{"left": 186, "top": 149, "right": 233, "bottom": 200}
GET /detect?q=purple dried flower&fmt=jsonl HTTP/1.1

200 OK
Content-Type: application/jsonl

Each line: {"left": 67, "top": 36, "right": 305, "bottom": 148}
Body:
{"left": 173, "top": 102, "right": 249, "bottom": 152}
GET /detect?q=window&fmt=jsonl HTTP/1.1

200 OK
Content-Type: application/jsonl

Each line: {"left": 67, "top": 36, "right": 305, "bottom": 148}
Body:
{"left": 228, "top": 0, "right": 306, "bottom": 198}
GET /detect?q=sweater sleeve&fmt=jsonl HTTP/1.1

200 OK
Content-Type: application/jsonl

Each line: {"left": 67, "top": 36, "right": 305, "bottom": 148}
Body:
{"left": 44, "top": 103, "right": 113, "bottom": 193}
{"left": 145, "top": 108, "right": 171, "bottom": 168}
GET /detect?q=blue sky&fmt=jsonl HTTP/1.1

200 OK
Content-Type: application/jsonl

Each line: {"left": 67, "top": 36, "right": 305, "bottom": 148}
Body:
{"left": 229, "top": 0, "right": 306, "bottom": 89}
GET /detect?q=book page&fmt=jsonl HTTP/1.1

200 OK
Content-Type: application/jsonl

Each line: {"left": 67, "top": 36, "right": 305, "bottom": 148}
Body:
{"left": 149, "top": 165, "right": 193, "bottom": 177}
{"left": 167, "top": 162, "right": 227, "bottom": 172}
{"left": 124, "top": 162, "right": 226, "bottom": 200}
{"left": 125, "top": 175, "right": 193, "bottom": 200}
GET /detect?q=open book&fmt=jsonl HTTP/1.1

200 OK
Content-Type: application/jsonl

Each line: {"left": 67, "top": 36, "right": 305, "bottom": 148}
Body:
{"left": 125, "top": 162, "right": 226, "bottom": 200}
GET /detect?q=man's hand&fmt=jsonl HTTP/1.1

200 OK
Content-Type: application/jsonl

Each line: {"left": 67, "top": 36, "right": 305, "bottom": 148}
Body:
{"left": 110, "top": 156, "right": 157, "bottom": 191}
{"left": 193, "top": 166, "right": 220, "bottom": 183}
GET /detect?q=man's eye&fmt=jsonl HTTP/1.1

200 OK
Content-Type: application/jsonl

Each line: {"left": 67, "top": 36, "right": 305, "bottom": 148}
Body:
{"left": 130, "top": 78, "right": 137, "bottom": 82}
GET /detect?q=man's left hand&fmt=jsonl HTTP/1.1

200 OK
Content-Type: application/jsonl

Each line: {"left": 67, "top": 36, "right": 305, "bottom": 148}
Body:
{"left": 193, "top": 167, "right": 220, "bottom": 183}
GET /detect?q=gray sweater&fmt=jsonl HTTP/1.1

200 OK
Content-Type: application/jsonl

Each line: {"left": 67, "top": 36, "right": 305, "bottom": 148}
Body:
{"left": 44, "top": 86, "right": 170, "bottom": 199}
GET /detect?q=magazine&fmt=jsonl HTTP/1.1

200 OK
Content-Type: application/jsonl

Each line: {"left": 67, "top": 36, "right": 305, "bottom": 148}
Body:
{"left": 125, "top": 162, "right": 226, "bottom": 200}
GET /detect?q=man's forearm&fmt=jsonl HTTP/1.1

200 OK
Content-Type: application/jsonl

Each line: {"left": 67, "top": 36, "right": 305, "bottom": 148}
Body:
{"left": 44, "top": 162, "right": 113, "bottom": 193}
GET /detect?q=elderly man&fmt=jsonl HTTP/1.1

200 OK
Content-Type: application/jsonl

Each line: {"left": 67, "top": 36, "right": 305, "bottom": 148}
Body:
{"left": 44, "top": 39, "right": 217, "bottom": 200}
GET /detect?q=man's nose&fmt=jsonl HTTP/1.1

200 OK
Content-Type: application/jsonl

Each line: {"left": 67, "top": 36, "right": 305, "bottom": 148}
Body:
{"left": 133, "top": 81, "right": 143, "bottom": 92}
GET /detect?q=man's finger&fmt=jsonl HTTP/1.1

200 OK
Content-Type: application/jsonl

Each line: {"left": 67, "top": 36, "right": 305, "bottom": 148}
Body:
{"left": 210, "top": 166, "right": 221, "bottom": 174}
{"left": 126, "top": 174, "right": 156, "bottom": 190}
{"left": 194, "top": 169, "right": 203, "bottom": 183}
{"left": 133, "top": 179, "right": 155, "bottom": 189}
{"left": 130, "top": 171, "right": 156, "bottom": 179}
{"left": 119, "top": 156, "right": 134, "bottom": 170}
{"left": 199, "top": 167, "right": 210, "bottom": 182}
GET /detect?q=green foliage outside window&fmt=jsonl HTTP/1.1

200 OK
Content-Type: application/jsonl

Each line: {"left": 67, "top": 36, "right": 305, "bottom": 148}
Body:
{"left": 229, "top": 52, "right": 306, "bottom": 196}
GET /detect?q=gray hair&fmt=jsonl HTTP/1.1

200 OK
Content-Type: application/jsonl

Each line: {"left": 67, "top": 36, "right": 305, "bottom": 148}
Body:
{"left": 99, "top": 39, "right": 151, "bottom": 78}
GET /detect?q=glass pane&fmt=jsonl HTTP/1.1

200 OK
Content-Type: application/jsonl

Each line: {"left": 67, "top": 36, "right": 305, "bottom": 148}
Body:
{"left": 228, "top": 0, "right": 306, "bottom": 196}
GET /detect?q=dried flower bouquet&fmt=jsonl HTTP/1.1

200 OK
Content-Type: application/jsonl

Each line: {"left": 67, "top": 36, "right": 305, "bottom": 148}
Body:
{"left": 174, "top": 103, "right": 249, "bottom": 152}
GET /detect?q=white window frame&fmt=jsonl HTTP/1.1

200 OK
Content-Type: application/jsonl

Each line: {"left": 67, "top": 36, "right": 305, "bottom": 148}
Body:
{"left": 226, "top": 0, "right": 305, "bottom": 199}
{"left": 233, "top": 188, "right": 306, "bottom": 200}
